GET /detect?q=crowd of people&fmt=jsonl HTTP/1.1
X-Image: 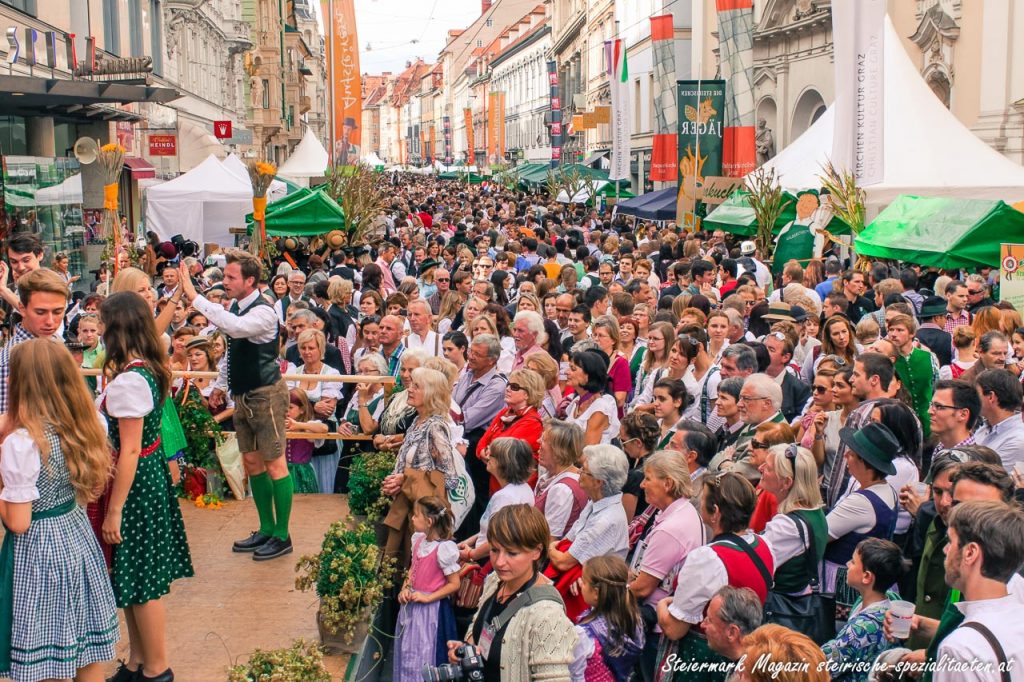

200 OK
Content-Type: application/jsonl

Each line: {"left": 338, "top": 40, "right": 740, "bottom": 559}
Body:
{"left": 0, "top": 172, "right": 1022, "bottom": 682}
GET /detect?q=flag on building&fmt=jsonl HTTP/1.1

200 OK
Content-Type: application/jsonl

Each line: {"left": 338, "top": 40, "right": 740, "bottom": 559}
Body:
{"left": 322, "top": 0, "right": 362, "bottom": 166}
{"left": 650, "top": 15, "right": 678, "bottom": 182}
{"left": 464, "top": 107, "right": 475, "bottom": 163}
{"left": 676, "top": 80, "right": 726, "bottom": 227}
{"left": 831, "top": 0, "right": 886, "bottom": 185}
{"left": 608, "top": 39, "right": 630, "bottom": 181}
{"left": 715, "top": 0, "right": 755, "bottom": 177}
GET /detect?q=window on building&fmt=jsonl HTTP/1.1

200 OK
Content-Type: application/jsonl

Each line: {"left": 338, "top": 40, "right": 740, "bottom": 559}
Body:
{"left": 262, "top": 79, "right": 270, "bottom": 109}
{"left": 102, "top": 0, "right": 121, "bottom": 56}
{"left": 149, "top": 0, "right": 161, "bottom": 74}
{"left": 1, "top": 0, "right": 35, "bottom": 14}
{"left": 477, "top": 40, "right": 482, "bottom": 47}
{"left": 128, "top": 0, "right": 143, "bottom": 56}
{"left": 486, "top": 18, "right": 493, "bottom": 27}
{"left": 0, "top": 115, "right": 28, "bottom": 155}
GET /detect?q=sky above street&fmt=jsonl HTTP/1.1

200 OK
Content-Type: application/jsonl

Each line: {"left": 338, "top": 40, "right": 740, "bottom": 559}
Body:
{"left": 317, "top": 0, "right": 486, "bottom": 74}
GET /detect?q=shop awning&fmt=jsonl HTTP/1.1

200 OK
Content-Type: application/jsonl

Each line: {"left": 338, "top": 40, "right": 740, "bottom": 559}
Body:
{"left": 582, "top": 151, "right": 608, "bottom": 167}
{"left": 0, "top": 74, "right": 179, "bottom": 120}
{"left": 124, "top": 157, "right": 156, "bottom": 179}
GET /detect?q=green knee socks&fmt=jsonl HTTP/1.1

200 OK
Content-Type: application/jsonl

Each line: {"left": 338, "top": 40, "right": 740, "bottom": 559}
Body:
{"left": 272, "top": 474, "right": 294, "bottom": 540}
{"left": 250, "top": 472, "right": 276, "bottom": 536}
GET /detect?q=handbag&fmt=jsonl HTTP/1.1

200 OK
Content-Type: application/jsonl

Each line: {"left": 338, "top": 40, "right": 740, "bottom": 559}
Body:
{"left": 215, "top": 433, "right": 247, "bottom": 500}
{"left": 455, "top": 561, "right": 489, "bottom": 610}
{"left": 763, "top": 514, "right": 832, "bottom": 644}
{"left": 444, "top": 424, "right": 476, "bottom": 532}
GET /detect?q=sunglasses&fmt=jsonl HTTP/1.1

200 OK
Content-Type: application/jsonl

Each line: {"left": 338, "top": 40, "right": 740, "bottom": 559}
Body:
{"left": 750, "top": 439, "right": 768, "bottom": 449}
{"left": 813, "top": 385, "right": 830, "bottom": 394}
{"left": 436, "top": 277, "right": 450, "bottom": 282}
{"left": 507, "top": 382, "right": 525, "bottom": 392}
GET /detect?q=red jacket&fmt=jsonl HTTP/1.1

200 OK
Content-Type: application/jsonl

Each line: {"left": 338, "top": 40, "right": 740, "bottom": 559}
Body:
{"left": 476, "top": 406, "right": 543, "bottom": 495}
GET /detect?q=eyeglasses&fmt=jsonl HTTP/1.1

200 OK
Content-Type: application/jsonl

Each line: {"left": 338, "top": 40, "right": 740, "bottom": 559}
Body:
{"left": 750, "top": 439, "right": 768, "bottom": 449}
{"left": 507, "top": 382, "right": 525, "bottom": 392}
{"left": 929, "top": 402, "right": 962, "bottom": 412}
{"left": 738, "top": 395, "right": 769, "bottom": 403}
{"left": 968, "top": 289, "right": 983, "bottom": 295}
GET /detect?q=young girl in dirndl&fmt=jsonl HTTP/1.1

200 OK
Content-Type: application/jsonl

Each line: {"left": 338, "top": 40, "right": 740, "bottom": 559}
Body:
{"left": 392, "top": 496, "right": 461, "bottom": 682}
{"left": 570, "top": 555, "right": 645, "bottom": 681}
{"left": 0, "top": 339, "right": 119, "bottom": 682}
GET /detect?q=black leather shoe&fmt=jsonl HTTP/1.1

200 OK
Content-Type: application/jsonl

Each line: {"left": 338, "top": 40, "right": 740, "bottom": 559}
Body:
{"left": 232, "top": 531, "right": 272, "bottom": 553}
{"left": 139, "top": 668, "right": 173, "bottom": 682}
{"left": 253, "top": 536, "right": 293, "bottom": 561}
{"left": 106, "top": 661, "right": 140, "bottom": 682}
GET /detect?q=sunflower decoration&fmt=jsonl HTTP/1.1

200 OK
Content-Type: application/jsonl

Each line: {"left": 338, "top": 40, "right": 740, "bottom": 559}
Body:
{"left": 247, "top": 159, "right": 277, "bottom": 257}
{"left": 96, "top": 143, "right": 127, "bottom": 273}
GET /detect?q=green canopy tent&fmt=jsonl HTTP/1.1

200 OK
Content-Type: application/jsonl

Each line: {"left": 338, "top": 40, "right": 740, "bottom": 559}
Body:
{"left": 437, "top": 171, "right": 486, "bottom": 184}
{"left": 246, "top": 186, "right": 345, "bottom": 236}
{"left": 854, "top": 195, "right": 1024, "bottom": 270}
{"left": 704, "top": 190, "right": 851, "bottom": 236}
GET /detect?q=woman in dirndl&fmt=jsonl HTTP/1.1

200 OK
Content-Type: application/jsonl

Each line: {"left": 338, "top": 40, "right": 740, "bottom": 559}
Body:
{"left": 0, "top": 339, "right": 119, "bottom": 682}
{"left": 98, "top": 292, "right": 194, "bottom": 682}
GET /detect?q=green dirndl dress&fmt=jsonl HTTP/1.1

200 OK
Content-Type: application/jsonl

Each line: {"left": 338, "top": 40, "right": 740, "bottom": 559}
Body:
{"left": 102, "top": 363, "right": 194, "bottom": 608}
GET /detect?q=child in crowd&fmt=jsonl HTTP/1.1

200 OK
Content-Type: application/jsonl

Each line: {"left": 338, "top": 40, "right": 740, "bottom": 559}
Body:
{"left": 284, "top": 389, "right": 326, "bottom": 494}
{"left": 76, "top": 312, "right": 104, "bottom": 394}
{"left": 571, "top": 555, "right": 644, "bottom": 681}
{"left": 0, "top": 339, "right": 119, "bottom": 681}
{"left": 821, "top": 538, "right": 909, "bottom": 682}
{"left": 393, "top": 497, "right": 461, "bottom": 682}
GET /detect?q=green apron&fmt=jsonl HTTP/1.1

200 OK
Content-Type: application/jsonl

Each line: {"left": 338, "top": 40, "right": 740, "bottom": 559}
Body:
{"left": 0, "top": 498, "right": 77, "bottom": 669}
{"left": 773, "top": 221, "right": 815, "bottom": 274}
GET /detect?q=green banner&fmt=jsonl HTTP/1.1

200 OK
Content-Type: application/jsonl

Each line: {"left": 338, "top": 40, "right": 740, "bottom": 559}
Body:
{"left": 676, "top": 79, "right": 726, "bottom": 228}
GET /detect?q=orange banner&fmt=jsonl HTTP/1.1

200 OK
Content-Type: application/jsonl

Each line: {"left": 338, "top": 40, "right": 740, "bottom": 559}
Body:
{"left": 464, "top": 107, "right": 475, "bottom": 162}
{"left": 593, "top": 106, "right": 611, "bottom": 125}
{"left": 429, "top": 125, "right": 436, "bottom": 164}
{"left": 420, "top": 127, "right": 427, "bottom": 162}
{"left": 487, "top": 92, "right": 499, "bottom": 163}
{"left": 498, "top": 92, "right": 506, "bottom": 159}
{"left": 322, "top": 0, "right": 361, "bottom": 165}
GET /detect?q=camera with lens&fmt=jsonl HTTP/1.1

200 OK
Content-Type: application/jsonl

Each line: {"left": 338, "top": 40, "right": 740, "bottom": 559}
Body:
{"left": 421, "top": 644, "right": 485, "bottom": 681}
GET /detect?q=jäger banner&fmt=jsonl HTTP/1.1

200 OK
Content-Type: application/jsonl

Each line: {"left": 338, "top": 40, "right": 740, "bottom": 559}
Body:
{"left": 464, "top": 108, "right": 475, "bottom": 163}
{"left": 322, "top": 0, "right": 361, "bottom": 166}
{"left": 676, "top": 79, "right": 726, "bottom": 229}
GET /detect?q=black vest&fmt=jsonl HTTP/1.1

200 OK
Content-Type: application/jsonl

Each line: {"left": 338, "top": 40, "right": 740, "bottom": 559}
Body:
{"left": 227, "top": 295, "right": 281, "bottom": 395}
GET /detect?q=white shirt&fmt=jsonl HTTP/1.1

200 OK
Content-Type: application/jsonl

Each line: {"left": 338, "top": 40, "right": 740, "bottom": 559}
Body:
{"left": 476, "top": 482, "right": 535, "bottom": 548}
{"left": 566, "top": 393, "right": 620, "bottom": 445}
{"left": 535, "top": 470, "right": 581, "bottom": 538}
{"left": 935, "top": 574, "right": 1024, "bottom": 682}
{"left": 845, "top": 457, "right": 919, "bottom": 534}
{"left": 405, "top": 329, "right": 442, "bottom": 357}
{"left": 566, "top": 493, "right": 629, "bottom": 563}
{"left": 192, "top": 289, "right": 279, "bottom": 345}
{"left": 975, "top": 412, "right": 1024, "bottom": 472}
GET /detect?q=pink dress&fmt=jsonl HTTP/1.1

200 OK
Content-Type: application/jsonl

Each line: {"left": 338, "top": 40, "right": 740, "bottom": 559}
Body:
{"left": 608, "top": 354, "right": 632, "bottom": 418}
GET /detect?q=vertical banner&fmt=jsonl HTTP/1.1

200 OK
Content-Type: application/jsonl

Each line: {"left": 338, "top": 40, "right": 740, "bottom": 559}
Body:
{"left": 464, "top": 107, "right": 475, "bottom": 164}
{"left": 676, "top": 79, "right": 726, "bottom": 228}
{"left": 715, "top": 0, "right": 756, "bottom": 177}
{"left": 498, "top": 92, "right": 506, "bottom": 161}
{"left": 547, "top": 61, "right": 562, "bottom": 167}
{"left": 831, "top": 0, "right": 885, "bottom": 185}
{"left": 649, "top": 15, "right": 678, "bottom": 182}
{"left": 487, "top": 92, "right": 498, "bottom": 164}
{"left": 607, "top": 39, "right": 631, "bottom": 181}
{"left": 419, "top": 128, "right": 426, "bottom": 165}
{"left": 322, "top": 0, "right": 361, "bottom": 165}
{"left": 429, "top": 125, "right": 436, "bottom": 165}
{"left": 443, "top": 116, "right": 452, "bottom": 165}
{"left": 1001, "top": 244, "right": 1024, "bottom": 310}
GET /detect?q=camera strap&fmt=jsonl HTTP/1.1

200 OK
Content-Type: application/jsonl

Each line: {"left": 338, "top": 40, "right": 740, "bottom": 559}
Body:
{"left": 479, "top": 583, "right": 563, "bottom": 660}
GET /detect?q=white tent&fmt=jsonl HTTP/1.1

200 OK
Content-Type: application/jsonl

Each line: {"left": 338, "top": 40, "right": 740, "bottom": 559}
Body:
{"left": 221, "top": 153, "right": 289, "bottom": 202}
{"left": 760, "top": 17, "right": 1024, "bottom": 212}
{"left": 557, "top": 181, "right": 611, "bottom": 204}
{"left": 278, "top": 129, "right": 330, "bottom": 186}
{"left": 36, "top": 174, "right": 82, "bottom": 205}
{"left": 145, "top": 154, "right": 253, "bottom": 246}
{"left": 362, "top": 152, "right": 386, "bottom": 167}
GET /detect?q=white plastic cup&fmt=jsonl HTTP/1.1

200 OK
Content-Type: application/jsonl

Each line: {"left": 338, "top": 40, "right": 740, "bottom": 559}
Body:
{"left": 913, "top": 482, "right": 930, "bottom": 498}
{"left": 888, "top": 600, "right": 916, "bottom": 639}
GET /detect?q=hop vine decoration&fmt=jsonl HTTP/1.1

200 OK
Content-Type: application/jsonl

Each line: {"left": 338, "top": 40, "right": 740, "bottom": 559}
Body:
{"left": 227, "top": 639, "right": 331, "bottom": 681}
{"left": 347, "top": 450, "right": 395, "bottom": 519}
{"left": 295, "top": 519, "right": 396, "bottom": 642}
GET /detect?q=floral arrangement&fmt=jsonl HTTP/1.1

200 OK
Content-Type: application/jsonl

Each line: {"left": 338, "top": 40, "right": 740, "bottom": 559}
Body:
{"left": 247, "top": 160, "right": 277, "bottom": 259}
{"left": 346, "top": 450, "right": 394, "bottom": 519}
{"left": 295, "top": 518, "right": 396, "bottom": 642}
{"left": 96, "top": 143, "right": 126, "bottom": 273}
{"left": 194, "top": 493, "right": 223, "bottom": 510}
{"left": 227, "top": 639, "right": 331, "bottom": 682}
{"left": 174, "top": 383, "right": 225, "bottom": 474}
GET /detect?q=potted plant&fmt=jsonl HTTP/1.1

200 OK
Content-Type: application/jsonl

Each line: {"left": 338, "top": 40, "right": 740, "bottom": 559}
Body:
{"left": 346, "top": 450, "right": 395, "bottom": 521}
{"left": 227, "top": 639, "right": 331, "bottom": 681}
{"left": 295, "top": 518, "right": 396, "bottom": 654}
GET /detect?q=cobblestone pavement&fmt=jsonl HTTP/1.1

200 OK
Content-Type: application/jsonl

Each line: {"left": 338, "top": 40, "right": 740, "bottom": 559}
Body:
{"left": 102, "top": 494, "right": 352, "bottom": 681}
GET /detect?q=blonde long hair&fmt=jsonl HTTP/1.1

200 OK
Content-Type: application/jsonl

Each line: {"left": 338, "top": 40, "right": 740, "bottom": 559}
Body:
{"left": 6, "top": 339, "right": 111, "bottom": 503}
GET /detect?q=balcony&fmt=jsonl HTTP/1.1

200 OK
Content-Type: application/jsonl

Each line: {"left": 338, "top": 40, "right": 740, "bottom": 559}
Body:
{"left": 227, "top": 20, "right": 254, "bottom": 55}
{"left": 300, "top": 95, "right": 312, "bottom": 114}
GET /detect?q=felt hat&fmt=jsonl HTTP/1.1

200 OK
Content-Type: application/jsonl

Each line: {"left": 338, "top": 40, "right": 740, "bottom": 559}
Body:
{"left": 839, "top": 422, "right": 899, "bottom": 476}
